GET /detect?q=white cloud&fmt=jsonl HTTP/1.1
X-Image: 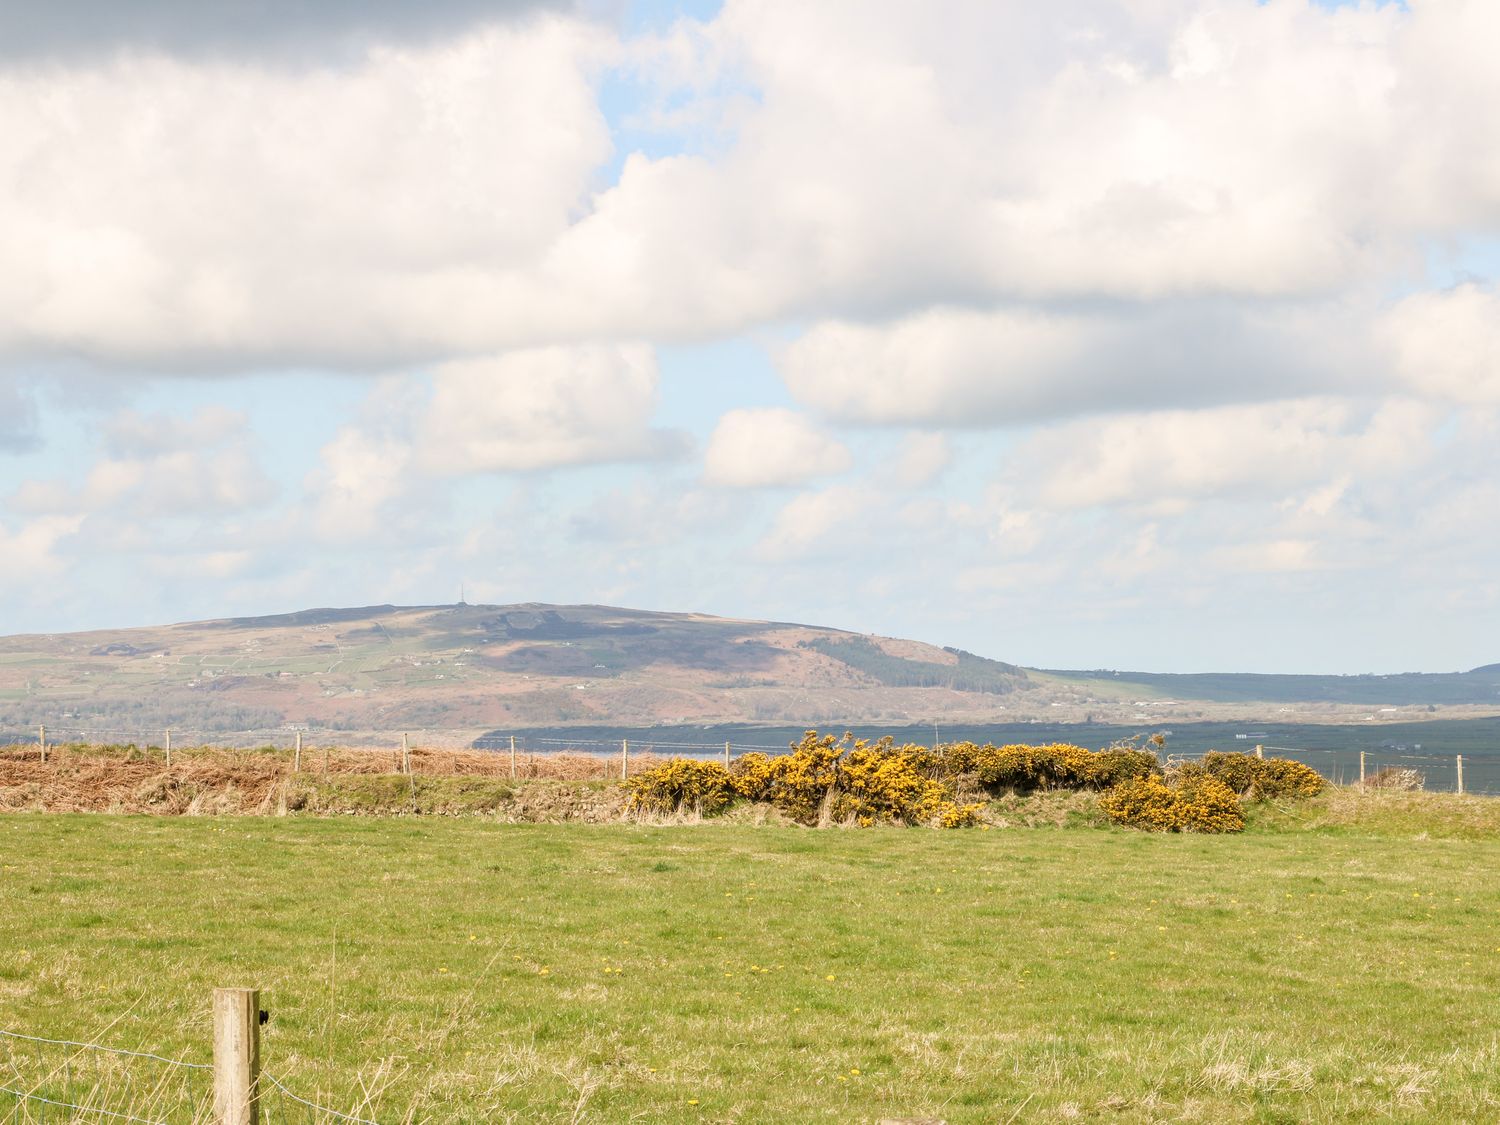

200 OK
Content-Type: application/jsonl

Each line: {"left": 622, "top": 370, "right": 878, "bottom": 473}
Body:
{"left": 1001, "top": 397, "right": 1439, "bottom": 510}
{"left": 755, "top": 484, "right": 873, "bottom": 560}
{"left": 305, "top": 424, "right": 414, "bottom": 540}
{"left": 0, "top": 515, "right": 83, "bottom": 584}
{"left": 779, "top": 302, "right": 1369, "bottom": 427}
{"left": 0, "top": 19, "right": 611, "bottom": 369}
{"left": 3, "top": 1, "right": 1498, "bottom": 371}
{"left": 1215, "top": 537, "right": 1324, "bottom": 574}
{"left": 702, "top": 407, "right": 851, "bottom": 488}
{"left": 295, "top": 344, "right": 688, "bottom": 542}
{"left": 10, "top": 406, "right": 275, "bottom": 518}
{"left": 879, "top": 432, "right": 952, "bottom": 490}
{"left": 1379, "top": 284, "right": 1500, "bottom": 404}
{"left": 416, "top": 343, "right": 686, "bottom": 474}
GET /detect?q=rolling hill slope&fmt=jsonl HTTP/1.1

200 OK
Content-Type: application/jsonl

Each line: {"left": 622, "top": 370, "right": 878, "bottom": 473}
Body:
{"left": 0, "top": 603, "right": 1496, "bottom": 740}
{"left": 0, "top": 603, "right": 1031, "bottom": 736}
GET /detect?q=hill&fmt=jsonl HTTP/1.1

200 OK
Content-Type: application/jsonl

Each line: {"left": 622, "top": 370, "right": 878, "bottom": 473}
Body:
{"left": 1, "top": 602, "right": 1497, "bottom": 741}
{"left": 0, "top": 602, "right": 1033, "bottom": 738}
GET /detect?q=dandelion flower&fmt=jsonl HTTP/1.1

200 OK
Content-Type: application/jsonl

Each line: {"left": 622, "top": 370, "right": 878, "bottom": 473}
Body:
{"left": 825, "top": 974, "right": 836, "bottom": 981}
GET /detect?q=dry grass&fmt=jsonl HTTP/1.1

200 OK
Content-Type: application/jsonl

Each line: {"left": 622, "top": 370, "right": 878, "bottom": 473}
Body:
{"left": 1245, "top": 784, "right": 1500, "bottom": 838}
{"left": 0, "top": 743, "right": 673, "bottom": 816}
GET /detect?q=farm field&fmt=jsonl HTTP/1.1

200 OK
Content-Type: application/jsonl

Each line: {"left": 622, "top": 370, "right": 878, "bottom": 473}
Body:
{"left": 4, "top": 812, "right": 1499, "bottom": 1123}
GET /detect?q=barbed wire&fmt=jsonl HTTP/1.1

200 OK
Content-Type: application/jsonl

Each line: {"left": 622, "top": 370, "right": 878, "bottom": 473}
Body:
{"left": 262, "top": 1072, "right": 381, "bottom": 1125}
{"left": 0, "top": 1029, "right": 211, "bottom": 1071}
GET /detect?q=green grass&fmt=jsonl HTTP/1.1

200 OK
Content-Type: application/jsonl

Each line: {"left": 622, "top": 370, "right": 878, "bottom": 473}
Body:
{"left": 3, "top": 814, "right": 1499, "bottom": 1123}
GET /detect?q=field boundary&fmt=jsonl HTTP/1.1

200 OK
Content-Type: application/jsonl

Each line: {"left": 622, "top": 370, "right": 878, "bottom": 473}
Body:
{"left": 1, "top": 997, "right": 382, "bottom": 1125}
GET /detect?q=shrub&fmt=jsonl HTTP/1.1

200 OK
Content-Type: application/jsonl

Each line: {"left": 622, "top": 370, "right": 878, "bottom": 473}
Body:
{"left": 954, "top": 741, "right": 1159, "bottom": 793}
{"left": 1250, "top": 757, "right": 1327, "bottom": 799}
{"left": 1200, "top": 751, "right": 1327, "bottom": 800}
{"left": 1199, "top": 751, "right": 1256, "bottom": 793}
{"left": 729, "top": 732, "right": 978, "bottom": 828}
{"left": 939, "top": 801, "right": 986, "bottom": 829}
{"left": 1100, "top": 774, "right": 1244, "bottom": 833}
{"left": 626, "top": 758, "right": 735, "bottom": 816}
{"left": 834, "top": 741, "right": 950, "bottom": 826}
{"left": 729, "top": 751, "right": 781, "bottom": 802}
{"left": 753, "top": 731, "right": 846, "bottom": 824}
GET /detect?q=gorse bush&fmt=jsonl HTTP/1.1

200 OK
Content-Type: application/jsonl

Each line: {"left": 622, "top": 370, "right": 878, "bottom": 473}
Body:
{"left": 625, "top": 730, "right": 1324, "bottom": 831}
{"left": 1243, "top": 756, "right": 1327, "bottom": 799}
{"left": 944, "top": 741, "right": 1159, "bottom": 793}
{"left": 730, "top": 732, "right": 962, "bottom": 826}
{"left": 1197, "top": 751, "right": 1328, "bottom": 800}
{"left": 833, "top": 740, "right": 952, "bottom": 826}
{"left": 626, "top": 758, "right": 734, "bottom": 816}
{"left": 1099, "top": 774, "right": 1245, "bottom": 833}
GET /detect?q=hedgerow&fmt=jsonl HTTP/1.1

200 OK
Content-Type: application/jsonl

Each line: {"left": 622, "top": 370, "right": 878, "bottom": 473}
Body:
{"left": 730, "top": 732, "right": 958, "bottom": 826}
{"left": 624, "top": 731, "right": 1325, "bottom": 831}
{"left": 944, "top": 740, "right": 1159, "bottom": 793}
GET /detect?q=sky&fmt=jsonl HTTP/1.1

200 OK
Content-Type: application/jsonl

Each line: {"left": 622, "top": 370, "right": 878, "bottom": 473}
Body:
{"left": 1, "top": 0, "right": 1498, "bottom": 674}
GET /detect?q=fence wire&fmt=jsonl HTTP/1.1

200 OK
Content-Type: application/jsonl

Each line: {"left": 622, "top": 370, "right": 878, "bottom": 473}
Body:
{"left": 0, "top": 1084, "right": 171, "bottom": 1124}
{"left": 1166, "top": 746, "right": 1499, "bottom": 795}
{"left": 0, "top": 1025, "right": 209, "bottom": 1125}
{"left": 8, "top": 725, "right": 1499, "bottom": 794}
{"left": 7, "top": 726, "right": 790, "bottom": 756}
{"left": 261, "top": 1073, "right": 381, "bottom": 1125}
{"left": 0, "top": 1025, "right": 391, "bottom": 1125}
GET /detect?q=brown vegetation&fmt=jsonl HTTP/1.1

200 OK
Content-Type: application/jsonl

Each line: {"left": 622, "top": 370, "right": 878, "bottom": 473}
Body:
{"left": 0, "top": 743, "right": 662, "bottom": 816}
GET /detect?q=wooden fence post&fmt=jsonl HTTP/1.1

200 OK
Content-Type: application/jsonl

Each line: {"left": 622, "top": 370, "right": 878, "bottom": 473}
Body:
{"left": 293, "top": 731, "right": 302, "bottom": 773}
{"left": 213, "top": 987, "right": 261, "bottom": 1125}
{"left": 1359, "top": 751, "right": 1366, "bottom": 787}
{"left": 509, "top": 735, "right": 517, "bottom": 781}
{"left": 1456, "top": 754, "right": 1464, "bottom": 795}
{"left": 38, "top": 724, "right": 46, "bottom": 764}
{"left": 1254, "top": 744, "right": 1264, "bottom": 760}
{"left": 621, "top": 739, "right": 629, "bottom": 781}
{"left": 724, "top": 741, "right": 731, "bottom": 768}
{"left": 401, "top": 732, "right": 411, "bottom": 776}
{"left": 165, "top": 728, "right": 172, "bottom": 769}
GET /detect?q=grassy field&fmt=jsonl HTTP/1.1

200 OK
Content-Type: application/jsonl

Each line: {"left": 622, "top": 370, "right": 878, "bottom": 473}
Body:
{"left": 3, "top": 806, "right": 1500, "bottom": 1123}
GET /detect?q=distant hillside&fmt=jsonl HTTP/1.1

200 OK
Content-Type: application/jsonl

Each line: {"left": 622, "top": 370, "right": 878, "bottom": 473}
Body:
{"left": 0, "top": 603, "right": 1032, "bottom": 736}
{"left": 1043, "top": 667, "right": 1500, "bottom": 707}
{"left": 0, "top": 602, "right": 1495, "bottom": 742}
